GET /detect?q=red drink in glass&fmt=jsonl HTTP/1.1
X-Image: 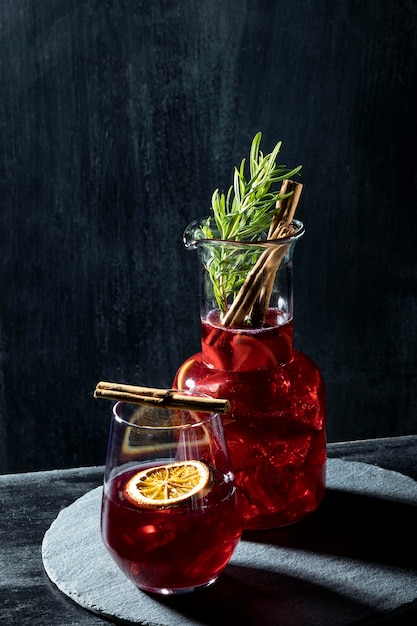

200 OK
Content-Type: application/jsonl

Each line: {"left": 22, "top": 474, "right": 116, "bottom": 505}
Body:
{"left": 101, "top": 462, "right": 242, "bottom": 593}
{"left": 173, "top": 308, "right": 326, "bottom": 530}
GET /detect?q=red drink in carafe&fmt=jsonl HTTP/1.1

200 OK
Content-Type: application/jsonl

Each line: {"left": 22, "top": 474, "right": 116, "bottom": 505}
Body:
{"left": 174, "top": 308, "right": 326, "bottom": 530}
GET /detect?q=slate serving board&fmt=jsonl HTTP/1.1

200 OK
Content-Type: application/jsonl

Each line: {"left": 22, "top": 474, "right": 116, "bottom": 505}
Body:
{"left": 42, "top": 459, "right": 417, "bottom": 626}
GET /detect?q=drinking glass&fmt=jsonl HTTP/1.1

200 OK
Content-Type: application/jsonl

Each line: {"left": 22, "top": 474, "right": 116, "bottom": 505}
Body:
{"left": 100, "top": 394, "right": 242, "bottom": 595}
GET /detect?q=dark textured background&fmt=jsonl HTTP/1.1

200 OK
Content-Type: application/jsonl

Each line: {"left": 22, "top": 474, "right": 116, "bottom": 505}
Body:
{"left": 1, "top": 0, "right": 416, "bottom": 473}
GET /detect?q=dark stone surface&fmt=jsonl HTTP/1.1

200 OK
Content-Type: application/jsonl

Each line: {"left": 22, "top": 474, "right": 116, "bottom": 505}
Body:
{"left": 41, "top": 459, "right": 417, "bottom": 626}
{"left": 1, "top": 1, "right": 417, "bottom": 473}
{"left": 327, "top": 435, "right": 417, "bottom": 482}
{"left": 0, "top": 436, "right": 417, "bottom": 625}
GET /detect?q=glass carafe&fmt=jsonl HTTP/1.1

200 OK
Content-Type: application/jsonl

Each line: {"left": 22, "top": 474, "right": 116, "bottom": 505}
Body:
{"left": 173, "top": 218, "right": 326, "bottom": 530}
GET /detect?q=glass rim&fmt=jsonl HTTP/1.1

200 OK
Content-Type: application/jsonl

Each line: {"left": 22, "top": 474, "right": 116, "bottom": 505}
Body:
{"left": 112, "top": 396, "right": 219, "bottom": 432}
{"left": 184, "top": 217, "right": 305, "bottom": 249}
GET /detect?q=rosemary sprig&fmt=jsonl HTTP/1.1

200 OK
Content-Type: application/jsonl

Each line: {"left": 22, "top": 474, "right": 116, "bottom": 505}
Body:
{"left": 198, "top": 133, "right": 301, "bottom": 313}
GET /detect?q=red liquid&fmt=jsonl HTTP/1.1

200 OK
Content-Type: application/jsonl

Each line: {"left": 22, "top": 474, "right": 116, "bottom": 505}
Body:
{"left": 101, "top": 463, "right": 242, "bottom": 593}
{"left": 173, "top": 309, "right": 326, "bottom": 530}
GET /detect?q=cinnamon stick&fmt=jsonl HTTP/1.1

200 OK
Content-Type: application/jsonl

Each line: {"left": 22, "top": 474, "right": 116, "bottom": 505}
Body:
{"left": 94, "top": 381, "right": 231, "bottom": 413}
{"left": 221, "top": 180, "right": 303, "bottom": 327}
{"left": 269, "top": 179, "right": 303, "bottom": 237}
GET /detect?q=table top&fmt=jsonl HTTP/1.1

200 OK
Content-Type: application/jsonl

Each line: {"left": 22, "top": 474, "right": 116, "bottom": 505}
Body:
{"left": 1, "top": 435, "right": 417, "bottom": 626}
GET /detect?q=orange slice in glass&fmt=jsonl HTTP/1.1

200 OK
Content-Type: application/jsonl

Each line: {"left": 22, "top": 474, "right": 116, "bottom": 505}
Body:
{"left": 124, "top": 460, "right": 211, "bottom": 508}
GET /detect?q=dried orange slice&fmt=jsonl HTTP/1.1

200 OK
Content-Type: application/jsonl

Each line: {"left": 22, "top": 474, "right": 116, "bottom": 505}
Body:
{"left": 124, "top": 460, "right": 211, "bottom": 508}
{"left": 175, "top": 357, "right": 196, "bottom": 390}
{"left": 121, "top": 406, "right": 175, "bottom": 459}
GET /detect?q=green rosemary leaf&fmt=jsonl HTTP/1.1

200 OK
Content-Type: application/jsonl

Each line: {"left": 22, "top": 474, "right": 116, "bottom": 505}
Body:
{"left": 203, "top": 133, "right": 301, "bottom": 311}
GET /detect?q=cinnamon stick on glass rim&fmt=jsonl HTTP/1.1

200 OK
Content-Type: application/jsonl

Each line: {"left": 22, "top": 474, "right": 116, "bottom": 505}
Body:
{"left": 94, "top": 381, "right": 230, "bottom": 414}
